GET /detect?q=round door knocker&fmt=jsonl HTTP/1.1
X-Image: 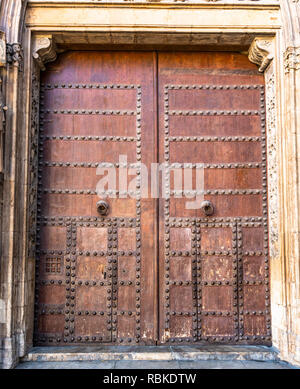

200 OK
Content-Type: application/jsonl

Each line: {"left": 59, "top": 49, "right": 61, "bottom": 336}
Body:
{"left": 200, "top": 200, "right": 214, "bottom": 216}
{"left": 96, "top": 200, "right": 109, "bottom": 216}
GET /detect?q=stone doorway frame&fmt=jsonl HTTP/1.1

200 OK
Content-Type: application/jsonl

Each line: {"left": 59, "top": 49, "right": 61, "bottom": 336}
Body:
{"left": 29, "top": 29, "right": 279, "bottom": 348}
{"left": 1, "top": 0, "right": 299, "bottom": 368}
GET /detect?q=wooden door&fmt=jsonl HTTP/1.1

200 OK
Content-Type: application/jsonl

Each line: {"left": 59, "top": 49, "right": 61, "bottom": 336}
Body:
{"left": 34, "top": 51, "right": 157, "bottom": 345}
{"left": 34, "top": 51, "right": 270, "bottom": 346}
{"left": 158, "top": 52, "right": 270, "bottom": 345}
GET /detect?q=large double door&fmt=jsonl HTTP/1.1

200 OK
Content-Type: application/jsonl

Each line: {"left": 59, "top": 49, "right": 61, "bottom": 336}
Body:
{"left": 34, "top": 51, "right": 271, "bottom": 346}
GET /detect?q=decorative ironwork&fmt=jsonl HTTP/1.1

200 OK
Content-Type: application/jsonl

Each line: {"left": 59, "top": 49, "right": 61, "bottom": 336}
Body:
{"left": 45, "top": 257, "right": 62, "bottom": 274}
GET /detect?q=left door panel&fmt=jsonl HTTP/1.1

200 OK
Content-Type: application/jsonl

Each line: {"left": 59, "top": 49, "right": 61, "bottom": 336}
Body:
{"left": 34, "top": 51, "right": 157, "bottom": 345}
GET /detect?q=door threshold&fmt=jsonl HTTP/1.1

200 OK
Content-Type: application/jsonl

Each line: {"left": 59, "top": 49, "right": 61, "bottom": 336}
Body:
{"left": 22, "top": 345, "right": 278, "bottom": 363}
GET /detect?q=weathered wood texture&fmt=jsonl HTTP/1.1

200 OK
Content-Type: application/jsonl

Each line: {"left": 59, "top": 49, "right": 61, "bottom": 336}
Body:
{"left": 34, "top": 51, "right": 157, "bottom": 345}
{"left": 158, "top": 52, "right": 270, "bottom": 345}
{"left": 34, "top": 51, "right": 270, "bottom": 346}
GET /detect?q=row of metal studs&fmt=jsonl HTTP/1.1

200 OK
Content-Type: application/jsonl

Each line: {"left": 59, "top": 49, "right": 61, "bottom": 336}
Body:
{"left": 33, "top": 84, "right": 45, "bottom": 344}
{"left": 43, "top": 136, "right": 137, "bottom": 142}
{"left": 34, "top": 308, "right": 267, "bottom": 317}
{"left": 164, "top": 85, "right": 171, "bottom": 340}
{"left": 169, "top": 222, "right": 260, "bottom": 228}
{"left": 168, "top": 336, "right": 237, "bottom": 343}
{"left": 169, "top": 216, "right": 264, "bottom": 223}
{"left": 232, "top": 223, "right": 240, "bottom": 341}
{"left": 41, "top": 109, "right": 136, "bottom": 115}
{"left": 170, "top": 189, "right": 262, "bottom": 195}
{"left": 37, "top": 308, "right": 267, "bottom": 317}
{"left": 200, "top": 312, "right": 237, "bottom": 317}
{"left": 75, "top": 250, "right": 137, "bottom": 257}
{"left": 169, "top": 162, "right": 262, "bottom": 169}
{"left": 196, "top": 220, "right": 202, "bottom": 340}
{"left": 110, "top": 224, "right": 118, "bottom": 342}
{"left": 167, "top": 250, "right": 232, "bottom": 256}
{"left": 169, "top": 136, "right": 261, "bottom": 142}
{"left": 41, "top": 188, "right": 263, "bottom": 196}
{"left": 169, "top": 110, "right": 260, "bottom": 116}
{"left": 192, "top": 225, "right": 198, "bottom": 341}
{"left": 38, "top": 279, "right": 111, "bottom": 287}
{"left": 42, "top": 135, "right": 262, "bottom": 142}
{"left": 36, "top": 276, "right": 271, "bottom": 289}
{"left": 237, "top": 222, "right": 244, "bottom": 340}
{"left": 166, "top": 84, "right": 263, "bottom": 90}
{"left": 38, "top": 216, "right": 135, "bottom": 223}
{"left": 135, "top": 85, "right": 142, "bottom": 343}
{"left": 65, "top": 224, "right": 77, "bottom": 342}
{"left": 260, "top": 88, "right": 272, "bottom": 341}
{"left": 41, "top": 161, "right": 262, "bottom": 168}
{"left": 41, "top": 83, "right": 138, "bottom": 90}
{"left": 40, "top": 84, "right": 263, "bottom": 91}
{"left": 37, "top": 215, "right": 263, "bottom": 224}
{"left": 38, "top": 222, "right": 136, "bottom": 231}
{"left": 108, "top": 225, "right": 116, "bottom": 342}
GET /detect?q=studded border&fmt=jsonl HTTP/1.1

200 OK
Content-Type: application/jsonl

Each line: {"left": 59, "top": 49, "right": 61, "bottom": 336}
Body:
{"left": 135, "top": 85, "right": 142, "bottom": 343}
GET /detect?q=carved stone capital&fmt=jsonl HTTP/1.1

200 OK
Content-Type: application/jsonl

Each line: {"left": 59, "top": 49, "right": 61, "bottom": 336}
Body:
{"left": 248, "top": 37, "right": 274, "bottom": 73}
{"left": 6, "top": 43, "right": 23, "bottom": 68}
{"left": 32, "top": 34, "right": 57, "bottom": 71}
{"left": 284, "top": 46, "right": 300, "bottom": 73}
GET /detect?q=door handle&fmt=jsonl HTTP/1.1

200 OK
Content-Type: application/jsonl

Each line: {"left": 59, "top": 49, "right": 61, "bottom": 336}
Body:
{"left": 200, "top": 200, "right": 214, "bottom": 216}
{"left": 96, "top": 200, "right": 109, "bottom": 216}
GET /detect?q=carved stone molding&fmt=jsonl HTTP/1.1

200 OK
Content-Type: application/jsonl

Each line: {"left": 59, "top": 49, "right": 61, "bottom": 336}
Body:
{"left": 248, "top": 37, "right": 274, "bottom": 72}
{"left": 32, "top": 34, "right": 58, "bottom": 71}
{"left": 284, "top": 46, "right": 300, "bottom": 73}
{"left": 6, "top": 43, "right": 23, "bottom": 68}
{"left": 248, "top": 37, "right": 279, "bottom": 259}
{"left": 28, "top": 63, "right": 40, "bottom": 259}
{"left": 0, "top": 31, "right": 6, "bottom": 67}
{"left": 0, "top": 77, "right": 7, "bottom": 174}
{"left": 265, "top": 65, "right": 279, "bottom": 260}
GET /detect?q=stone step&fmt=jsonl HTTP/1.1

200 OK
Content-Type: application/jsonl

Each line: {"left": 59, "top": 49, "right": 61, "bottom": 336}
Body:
{"left": 22, "top": 345, "right": 279, "bottom": 363}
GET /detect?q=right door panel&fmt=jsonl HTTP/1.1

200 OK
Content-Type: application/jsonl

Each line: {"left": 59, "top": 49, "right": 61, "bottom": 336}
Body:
{"left": 158, "top": 52, "right": 271, "bottom": 345}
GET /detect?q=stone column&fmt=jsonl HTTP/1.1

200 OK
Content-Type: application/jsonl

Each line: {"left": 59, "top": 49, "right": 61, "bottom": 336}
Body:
{"left": 274, "top": 0, "right": 300, "bottom": 366}
{"left": 0, "top": 0, "right": 28, "bottom": 370}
